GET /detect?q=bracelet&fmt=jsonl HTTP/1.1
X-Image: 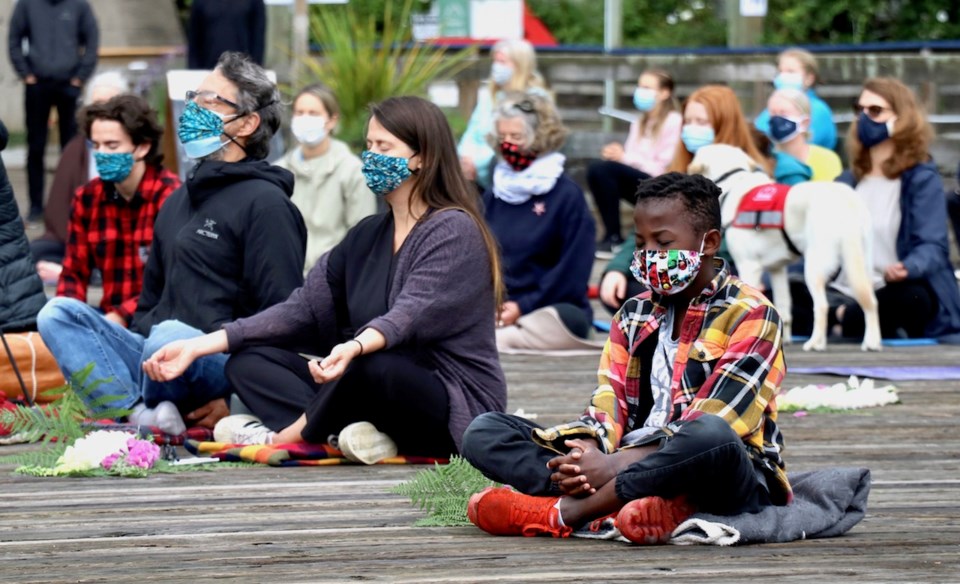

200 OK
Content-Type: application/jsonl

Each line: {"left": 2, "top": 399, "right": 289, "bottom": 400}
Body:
{"left": 350, "top": 338, "right": 364, "bottom": 356}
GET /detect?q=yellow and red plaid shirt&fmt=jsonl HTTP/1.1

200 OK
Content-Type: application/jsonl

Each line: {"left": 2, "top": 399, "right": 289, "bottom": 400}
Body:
{"left": 534, "top": 259, "right": 792, "bottom": 504}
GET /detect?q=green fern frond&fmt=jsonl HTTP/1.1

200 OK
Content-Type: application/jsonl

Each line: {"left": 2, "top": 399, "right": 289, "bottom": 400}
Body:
{"left": 392, "top": 455, "right": 498, "bottom": 527}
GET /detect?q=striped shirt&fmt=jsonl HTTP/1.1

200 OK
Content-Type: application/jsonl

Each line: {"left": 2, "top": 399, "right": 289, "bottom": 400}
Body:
{"left": 57, "top": 165, "right": 179, "bottom": 324}
{"left": 534, "top": 259, "right": 792, "bottom": 504}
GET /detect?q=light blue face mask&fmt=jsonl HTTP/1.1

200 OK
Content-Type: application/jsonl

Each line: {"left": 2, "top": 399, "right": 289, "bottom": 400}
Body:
{"left": 178, "top": 101, "right": 235, "bottom": 159}
{"left": 681, "top": 124, "right": 715, "bottom": 154}
{"left": 360, "top": 150, "right": 414, "bottom": 196}
{"left": 773, "top": 72, "right": 805, "bottom": 92}
{"left": 94, "top": 151, "right": 135, "bottom": 183}
{"left": 633, "top": 87, "right": 657, "bottom": 112}
{"left": 491, "top": 62, "right": 514, "bottom": 87}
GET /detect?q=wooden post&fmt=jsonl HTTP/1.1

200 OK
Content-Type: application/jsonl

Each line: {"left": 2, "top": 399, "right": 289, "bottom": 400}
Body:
{"left": 603, "top": 0, "right": 623, "bottom": 133}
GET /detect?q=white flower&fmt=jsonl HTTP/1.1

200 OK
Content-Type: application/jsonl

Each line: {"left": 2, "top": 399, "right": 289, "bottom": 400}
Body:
{"left": 54, "top": 431, "right": 135, "bottom": 474}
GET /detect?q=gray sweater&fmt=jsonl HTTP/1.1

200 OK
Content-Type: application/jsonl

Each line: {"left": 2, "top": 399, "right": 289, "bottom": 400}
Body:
{"left": 223, "top": 209, "right": 507, "bottom": 450}
{"left": 7, "top": 0, "right": 99, "bottom": 82}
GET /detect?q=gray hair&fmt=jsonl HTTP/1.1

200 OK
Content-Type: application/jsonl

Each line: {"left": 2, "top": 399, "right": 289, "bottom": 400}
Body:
{"left": 490, "top": 97, "right": 538, "bottom": 150}
{"left": 84, "top": 70, "right": 130, "bottom": 105}
{"left": 490, "top": 91, "right": 567, "bottom": 154}
{"left": 215, "top": 51, "right": 281, "bottom": 160}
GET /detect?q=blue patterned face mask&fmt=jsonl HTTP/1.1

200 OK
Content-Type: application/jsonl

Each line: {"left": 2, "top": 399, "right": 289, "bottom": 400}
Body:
{"left": 360, "top": 150, "right": 414, "bottom": 196}
{"left": 178, "top": 101, "right": 236, "bottom": 159}
{"left": 94, "top": 151, "right": 135, "bottom": 183}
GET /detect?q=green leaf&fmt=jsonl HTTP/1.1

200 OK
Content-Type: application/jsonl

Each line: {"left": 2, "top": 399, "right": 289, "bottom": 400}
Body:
{"left": 392, "top": 455, "right": 497, "bottom": 527}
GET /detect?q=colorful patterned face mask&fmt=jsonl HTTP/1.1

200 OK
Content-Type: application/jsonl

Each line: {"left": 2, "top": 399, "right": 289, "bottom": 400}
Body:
{"left": 178, "top": 101, "right": 237, "bottom": 159}
{"left": 630, "top": 238, "right": 705, "bottom": 296}
{"left": 94, "top": 151, "right": 135, "bottom": 183}
{"left": 499, "top": 141, "right": 537, "bottom": 171}
{"left": 360, "top": 150, "right": 413, "bottom": 196}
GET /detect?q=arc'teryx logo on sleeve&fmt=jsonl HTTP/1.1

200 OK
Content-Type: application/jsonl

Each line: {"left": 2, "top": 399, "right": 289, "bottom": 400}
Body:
{"left": 196, "top": 218, "right": 219, "bottom": 240}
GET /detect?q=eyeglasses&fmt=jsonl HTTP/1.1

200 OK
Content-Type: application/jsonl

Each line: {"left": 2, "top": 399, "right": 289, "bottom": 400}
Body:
{"left": 853, "top": 103, "right": 891, "bottom": 119}
{"left": 512, "top": 100, "right": 536, "bottom": 114}
{"left": 186, "top": 90, "right": 239, "bottom": 111}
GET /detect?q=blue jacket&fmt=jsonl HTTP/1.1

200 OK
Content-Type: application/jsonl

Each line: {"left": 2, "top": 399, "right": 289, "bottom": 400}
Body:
{"left": 838, "top": 163, "right": 960, "bottom": 338}
{"left": 755, "top": 89, "right": 837, "bottom": 151}
{"left": 482, "top": 175, "right": 595, "bottom": 321}
{"left": 774, "top": 151, "right": 812, "bottom": 186}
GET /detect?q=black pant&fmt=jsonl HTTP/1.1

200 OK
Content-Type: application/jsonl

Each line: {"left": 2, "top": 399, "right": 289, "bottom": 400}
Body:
{"left": 586, "top": 159, "right": 650, "bottom": 241}
{"left": 947, "top": 189, "right": 960, "bottom": 255}
{"left": 29, "top": 238, "right": 65, "bottom": 264}
{"left": 790, "top": 278, "right": 938, "bottom": 339}
{"left": 25, "top": 80, "right": 80, "bottom": 215}
{"left": 461, "top": 412, "right": 771, "bottom": 516}
{"left": 225, "top": 346, "right": 457, "bottom": 457}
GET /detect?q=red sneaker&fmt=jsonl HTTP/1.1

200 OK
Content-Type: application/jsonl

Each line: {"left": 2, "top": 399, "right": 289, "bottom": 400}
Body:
{"left": 467, "top": 486, "right": 572, "bottom": 538}
{"left": 615, "top": 496, "right": 695, "bottom": 545}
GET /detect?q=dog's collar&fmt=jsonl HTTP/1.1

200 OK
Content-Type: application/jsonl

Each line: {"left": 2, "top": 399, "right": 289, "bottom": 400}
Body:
{"left": 714, "top": 167, "right": 747, "bottom": 187}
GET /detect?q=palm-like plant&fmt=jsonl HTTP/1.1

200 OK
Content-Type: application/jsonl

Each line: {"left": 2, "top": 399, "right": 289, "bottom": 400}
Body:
{"left": 302, "top": 0, "right": 476, "bottom": 149}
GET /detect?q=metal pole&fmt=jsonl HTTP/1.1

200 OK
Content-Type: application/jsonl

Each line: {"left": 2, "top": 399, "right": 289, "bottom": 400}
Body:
{"left": 603, "top": 0, "right": 623, "bottom": 133}
{"left": 292, "top": 0, "right": 310, "bottom": 86}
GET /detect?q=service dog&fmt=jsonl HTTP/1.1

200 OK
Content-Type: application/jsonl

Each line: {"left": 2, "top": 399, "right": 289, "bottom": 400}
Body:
{"left": 688, "top": 144, "right": 881, "bottom": 351}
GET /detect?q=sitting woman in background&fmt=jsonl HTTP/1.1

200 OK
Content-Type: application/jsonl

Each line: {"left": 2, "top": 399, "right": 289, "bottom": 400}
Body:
{"left": 144, "top": 96, "right": 507, "bottom": 462}
{"left": 483, "top": 92, "right": 596, "bottom": 343}
{"left": 599, "top": 85, "right": 768, "bottom": 314}
{"left": 30, "top": 71, "right": 129, "bottom": 283}
{"left": 275, "top": 84, "right": 375, "bottom": 274}
{"left": 586, "top": 68, "right": 682, "bottom": 257}
{"left": 754, "top": 48, "right": 837, "bottom": 151}
{"left": 458, "top": 39, "right": 548, "bottom": 191}
{"left": 793, "top": 77, "right": 960, "bottom": 340}
{"left": 767, "top": 88, "right": 842, "bottom": 185}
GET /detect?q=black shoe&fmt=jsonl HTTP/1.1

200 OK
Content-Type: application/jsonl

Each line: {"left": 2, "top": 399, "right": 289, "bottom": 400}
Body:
{"left": 595, "top": 234, "right": 624, "bottom": 260}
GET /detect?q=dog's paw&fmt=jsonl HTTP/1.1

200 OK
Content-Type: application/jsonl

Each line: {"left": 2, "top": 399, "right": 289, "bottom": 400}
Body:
{"left": 803, "top": 337, "right": 827, "bottom": 352}
{"left": 860, "top": 339, "right": 883, "bottom": 352}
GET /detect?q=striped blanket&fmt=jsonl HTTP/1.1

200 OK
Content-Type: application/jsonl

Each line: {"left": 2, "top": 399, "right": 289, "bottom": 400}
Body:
{"left": 184, "top": 440, "right": 448, "bottom": 467}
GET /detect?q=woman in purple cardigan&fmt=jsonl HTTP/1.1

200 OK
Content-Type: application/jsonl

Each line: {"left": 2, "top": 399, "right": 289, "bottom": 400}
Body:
{"left": 143, "top": 96, "right": 507, "bottom": 463}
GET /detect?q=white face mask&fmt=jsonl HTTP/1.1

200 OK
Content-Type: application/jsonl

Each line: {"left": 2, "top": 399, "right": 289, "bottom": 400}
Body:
{"left": 290, "top": 115, "right": 328, "bottom": 146}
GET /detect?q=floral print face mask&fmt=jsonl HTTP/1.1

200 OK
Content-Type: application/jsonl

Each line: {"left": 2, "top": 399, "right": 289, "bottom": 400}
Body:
{"left": 360, "top": 150, "right": 414, "bottom": 196}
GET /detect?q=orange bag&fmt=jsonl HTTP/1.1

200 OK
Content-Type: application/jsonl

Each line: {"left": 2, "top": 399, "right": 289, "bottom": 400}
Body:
{"left": 0, "top": 332, "right": 67, "bottom": 403}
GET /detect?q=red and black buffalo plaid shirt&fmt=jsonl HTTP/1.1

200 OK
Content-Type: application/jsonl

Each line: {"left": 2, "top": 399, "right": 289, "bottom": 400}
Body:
{"left": 57, "top": 165, "right": 180, "bottom": 324}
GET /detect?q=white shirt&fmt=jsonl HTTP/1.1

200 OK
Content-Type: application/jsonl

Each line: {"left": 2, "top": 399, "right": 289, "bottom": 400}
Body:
{"left": 621, "top": 307, "right": 679, "bottom": 445}
{"left": 833, "top": 175, "right": 901, "bottom": 295}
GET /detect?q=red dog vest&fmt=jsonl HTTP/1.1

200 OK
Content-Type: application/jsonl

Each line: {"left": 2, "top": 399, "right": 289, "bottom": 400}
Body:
{"left": 731, "top": 183, "right": 791, "bottom": 230}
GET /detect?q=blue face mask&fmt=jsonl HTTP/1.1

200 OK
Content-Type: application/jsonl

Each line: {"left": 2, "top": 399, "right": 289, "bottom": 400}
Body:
{"left": 178, "top": 101, "right": 235, "bottom": 159}
{"left": 857, "top": 112, "right": 895, "bottom": 148}
{"left": 773, "top": 72, "right": 805, "bottom": 92}
{"left": 681, "top": 124, "right": 715, "bottom": 154}
{"left": 94, "top": 151, "right": 135, "bottom": 183}
{"left": 491, "top": 62, "right": 514, "bottom": 87}
{"left": 633, "top": 87, "right": 656, "bottom": 112}
{"left": 769, "top": 115, "right": 805, "bottom": 144}
{"left": 361, "top": 150, "right": 414, "bottom": 196}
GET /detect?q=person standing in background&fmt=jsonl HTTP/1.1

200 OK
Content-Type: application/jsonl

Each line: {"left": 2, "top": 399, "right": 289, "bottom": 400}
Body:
{"left": 7, "top": 0, "right": 100, "bottom": 222}
{"left": 188, "top": 0, "right": 266, "bottom": 69}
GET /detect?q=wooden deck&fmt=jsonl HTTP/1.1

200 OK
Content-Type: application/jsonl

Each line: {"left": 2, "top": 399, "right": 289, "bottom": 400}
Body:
{"left": 1, "top": 343, "right": 959, "bottom": 583}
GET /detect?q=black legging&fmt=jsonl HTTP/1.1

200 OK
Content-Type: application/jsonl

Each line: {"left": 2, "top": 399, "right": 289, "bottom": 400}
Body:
{"left": 790, "top": 278, "right": 938, "bottom": 339}
{"left": 586, "top": 159, "right": 650, "bottom": 241}
{"left": 225, "top": 346, "right": 457, "bottom": 457}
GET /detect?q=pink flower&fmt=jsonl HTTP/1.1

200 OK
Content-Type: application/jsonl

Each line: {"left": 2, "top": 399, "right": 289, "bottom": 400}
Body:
{"left": 125, "top": 438, "right": 160, "bottom": 469}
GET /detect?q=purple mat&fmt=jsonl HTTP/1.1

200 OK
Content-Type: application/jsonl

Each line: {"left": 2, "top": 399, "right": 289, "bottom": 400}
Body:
{"left": 790, "top": 366, "right": 960, "bottom": 381}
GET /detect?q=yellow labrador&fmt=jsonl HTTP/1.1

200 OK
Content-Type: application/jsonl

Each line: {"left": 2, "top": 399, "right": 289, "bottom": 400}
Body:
{"left": 688, "top": 144, "right": 881, "bottom": 352}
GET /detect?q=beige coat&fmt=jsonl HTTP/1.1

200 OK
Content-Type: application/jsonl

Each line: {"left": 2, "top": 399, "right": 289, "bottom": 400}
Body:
{"left": 276, "top": 139, "right": 377, "bottom": 274}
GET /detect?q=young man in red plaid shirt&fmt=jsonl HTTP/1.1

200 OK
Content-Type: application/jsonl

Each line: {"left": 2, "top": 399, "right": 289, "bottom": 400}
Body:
{"left": 56, "top": 95, "right": 180, "bottom": 328}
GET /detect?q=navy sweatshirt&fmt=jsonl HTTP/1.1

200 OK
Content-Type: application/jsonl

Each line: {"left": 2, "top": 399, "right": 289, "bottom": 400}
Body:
{"left": 482, "top": 174, "right": 596, "bottom": 321}
{"left": 7, "top": 0, "right": 99, "bottom": 82}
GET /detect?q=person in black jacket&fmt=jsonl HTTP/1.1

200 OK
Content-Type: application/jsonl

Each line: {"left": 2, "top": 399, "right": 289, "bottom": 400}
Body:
{"left": 0, "top": 119, "right": 47, "bottom": 332}
{"left": 187, "top": 0, "right": 265, "bottom": 70}
{"left": 37, "top": 52, "right": 306, "bottom": 435}
{"left": 7, "top": 0, "right": 99, "bottom": 221}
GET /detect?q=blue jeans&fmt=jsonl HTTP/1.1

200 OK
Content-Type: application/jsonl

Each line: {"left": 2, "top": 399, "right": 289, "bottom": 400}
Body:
{"left": 36, "top": 297, "right": 231, "bottom": 415}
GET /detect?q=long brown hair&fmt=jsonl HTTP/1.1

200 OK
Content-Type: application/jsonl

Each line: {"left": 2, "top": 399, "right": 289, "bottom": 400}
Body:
{"left": 368, "top": 96, "right": 504, "bottom": 308}
{"left": 848, "top": 77, "right": 933, "bottom": 181}
{"left": 638, "top": 68, "right": 681, "bottom": 140}
{"left": 668, "top": 85, "right": 772, "bottom": 174}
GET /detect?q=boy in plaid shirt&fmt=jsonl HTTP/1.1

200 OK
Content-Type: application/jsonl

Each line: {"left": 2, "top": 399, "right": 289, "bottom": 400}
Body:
{"left": 463, "top": 173, "right": 791, "bottom": 544}
{"left": 55, "top": 95, "right": 179, "bottom": 327}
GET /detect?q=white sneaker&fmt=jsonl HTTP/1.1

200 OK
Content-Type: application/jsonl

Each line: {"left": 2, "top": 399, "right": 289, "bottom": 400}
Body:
{"left": 127, "top": 402, "right": 157, "bottom": 427}
{"left": 337, "top": 421, "right": 397, "bottom": 464}
{"left": 153, "top": 401, "right": 186, "bottom": 436}
{"left": 213, "top": 414, "right": 274, "bottom": 445}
